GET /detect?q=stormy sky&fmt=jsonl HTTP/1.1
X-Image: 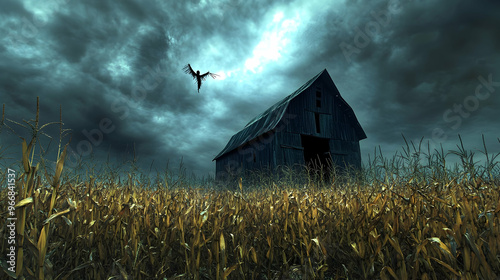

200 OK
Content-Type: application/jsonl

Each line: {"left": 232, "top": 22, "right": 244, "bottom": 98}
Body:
{"left": 1, "top": 0, "right": 499, "bottom": 179}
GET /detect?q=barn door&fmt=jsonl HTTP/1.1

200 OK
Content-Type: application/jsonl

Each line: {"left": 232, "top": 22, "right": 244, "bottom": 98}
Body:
{"left": 300, "top": 135, "right": 332, "bottom": 179}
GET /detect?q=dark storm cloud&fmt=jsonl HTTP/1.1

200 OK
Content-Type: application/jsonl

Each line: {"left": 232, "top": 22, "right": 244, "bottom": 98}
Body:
{"left": 292, "top": 0, "right": 499, "bottom": 156}
{"left": 0, "top": 0, "right": 31, "bottom": 17}
{"left": 364, "top": 1, "right": 500, "bottom": 147}
{"left": 1, "top": 0, "right": 499, "bottom": 178}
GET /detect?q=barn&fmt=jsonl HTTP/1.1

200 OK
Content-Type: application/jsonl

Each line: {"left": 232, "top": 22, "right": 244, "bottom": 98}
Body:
{"left": 213, "top": 69, "right": 366, "bottom": 179}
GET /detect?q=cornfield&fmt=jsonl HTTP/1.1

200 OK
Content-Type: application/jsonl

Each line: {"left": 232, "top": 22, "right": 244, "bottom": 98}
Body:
{"left": 0, "top": 99, "right": 499, "bottom": 279}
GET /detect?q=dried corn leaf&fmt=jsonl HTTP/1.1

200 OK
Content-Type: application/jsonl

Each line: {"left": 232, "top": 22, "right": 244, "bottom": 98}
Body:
{"left": 53, "top": 144, "right": 68, "bottom": 186}
{"left": 220, "top": 233, "right": 225, "bottom": 252}
{"left": 428, "top": 237, "right": 453, "bottom": 257}
{"left": 223, "top": 263, "right": 238, "bottom": 278}
{"left": 43, "top": 208, "right": 71, "bottom": 225}
{"left": 429, "top": 256, "right": 460, "bottom": 277}
{"left": 250, "top": 247, "right": 257, "bottom": 264}
{"left": 15, "top": 196, "right": 34, "bottom": 208}
{"left": 381, "top": 266, "right": 399, "bottom": 280}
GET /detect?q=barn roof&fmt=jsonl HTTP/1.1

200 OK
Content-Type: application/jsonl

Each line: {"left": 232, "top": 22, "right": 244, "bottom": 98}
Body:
{"left": 213, "top": 69, "right": 366, "bottom": 161}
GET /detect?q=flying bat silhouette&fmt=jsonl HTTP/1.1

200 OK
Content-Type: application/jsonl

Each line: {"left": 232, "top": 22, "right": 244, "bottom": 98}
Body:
{"left": 183, "top": 64, "right": 219, "bottom": 92}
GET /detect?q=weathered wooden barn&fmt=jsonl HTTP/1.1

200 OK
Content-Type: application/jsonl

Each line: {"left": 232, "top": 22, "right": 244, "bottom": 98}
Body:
{"left": 213, "top": 69, "right": 366, "bottom": 178}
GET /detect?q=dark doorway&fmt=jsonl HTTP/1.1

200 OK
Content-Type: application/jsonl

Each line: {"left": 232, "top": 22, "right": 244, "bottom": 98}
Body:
{"left": 301, "top": 135, "right": 332, "bottom": 180}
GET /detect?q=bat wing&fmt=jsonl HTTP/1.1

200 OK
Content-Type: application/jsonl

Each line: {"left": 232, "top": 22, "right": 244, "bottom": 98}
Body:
{"left": 209, "top": 72, "right": 219, "bottom": 79}
{"left": 183, "top": 64, "right": 197, "bottom": 78}
{"left": 200, "top": 71, "right": 219, "bottom": 81}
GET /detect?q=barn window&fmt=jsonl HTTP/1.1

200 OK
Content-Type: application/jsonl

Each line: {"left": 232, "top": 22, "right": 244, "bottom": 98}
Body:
{"left": 253, "top": 152, "right": 256, "bottom": 162}
{"left": 316, "top": 91, "right": 321, "bottom": 108}
{"left": 315, "top": 113, "right": 321, "bottom": 133}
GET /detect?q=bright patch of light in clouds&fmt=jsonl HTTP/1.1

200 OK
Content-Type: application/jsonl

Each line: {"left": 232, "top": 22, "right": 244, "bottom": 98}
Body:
{"left": 245, "top": 11, "right": 300, "bottom": 72}
{"left": 107, "top": 54, "right": 133, "bottom": 79}
{"left": 153, "top": 115, "right": 165, "bottom": 124}
{"left": 22, "top": 0, "right": 60, "bottom": 19}
{"left": 273, "top": 11, "right": 284, "bottom": 22}
{"left": 214, "top": 71, "right": 227, "bottom": 80}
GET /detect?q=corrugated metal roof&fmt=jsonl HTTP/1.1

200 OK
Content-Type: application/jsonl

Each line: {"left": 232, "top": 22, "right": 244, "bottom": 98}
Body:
{"left": 213, "top": 69, "right": 365, "bottom": 160}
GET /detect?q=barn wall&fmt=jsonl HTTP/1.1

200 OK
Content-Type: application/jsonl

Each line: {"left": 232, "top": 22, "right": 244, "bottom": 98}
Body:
{"left": 215, "top": 131, "right": 277, "bottom": 178}
{"left": 330, "top": 139, "right": 362, "bottom": 169}
{"left": 275, "top": 131, "right": 304, "bottom": 168}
